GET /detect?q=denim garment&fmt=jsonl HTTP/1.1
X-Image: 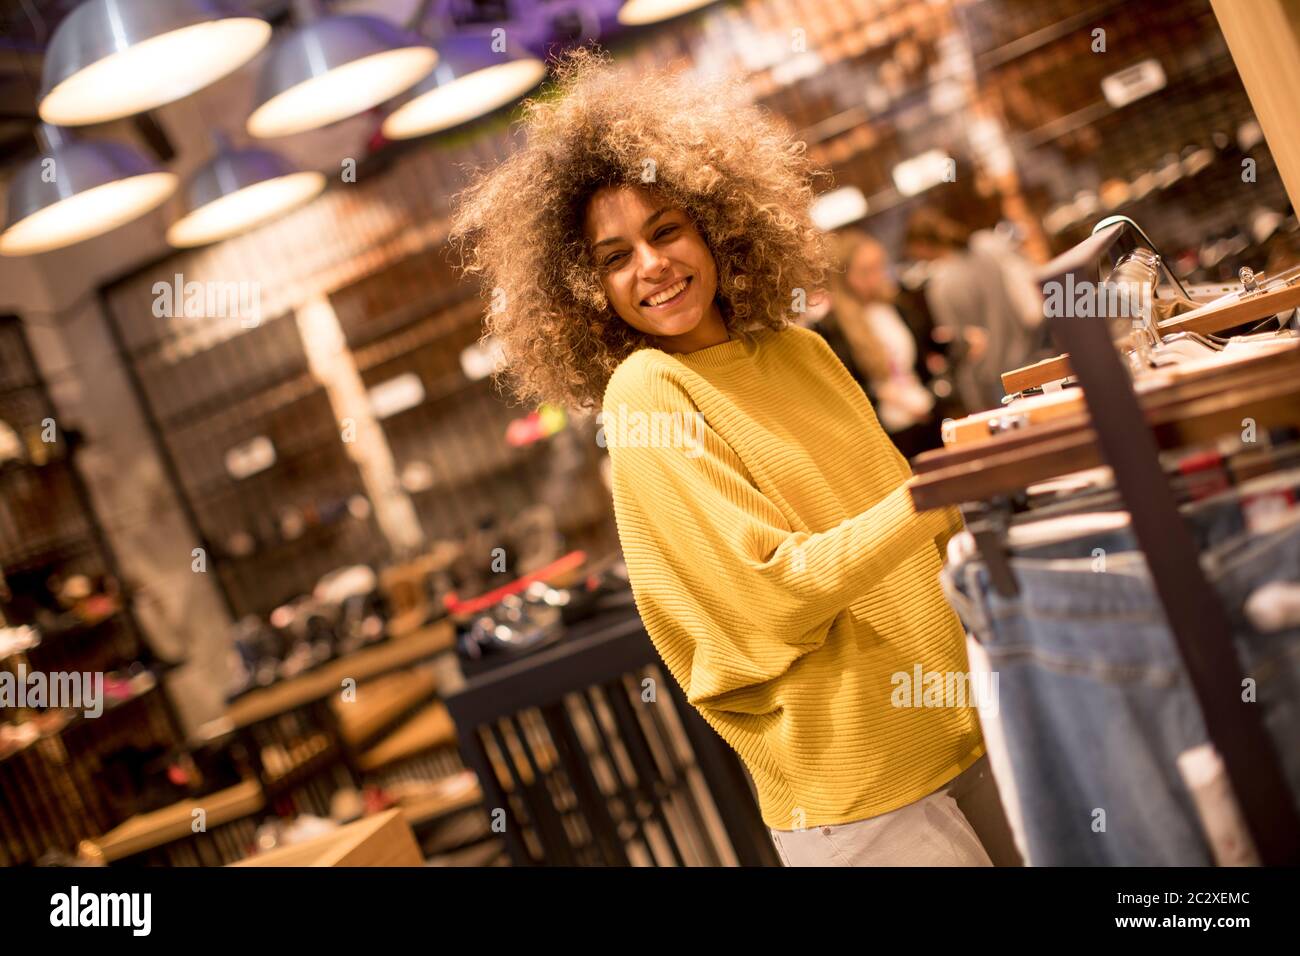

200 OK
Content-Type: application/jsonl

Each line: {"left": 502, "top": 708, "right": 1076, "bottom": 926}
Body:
{"left": 942, "top": 496, "right": 1300, "bottom": 866}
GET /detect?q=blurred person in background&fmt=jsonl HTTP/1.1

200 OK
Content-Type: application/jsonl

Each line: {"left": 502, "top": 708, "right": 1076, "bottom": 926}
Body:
{"left": 786, "top": 279, "right": 868, "bottom": 396}
{"left": 904, "top": 162, "right": 1048, "bottom": 412}
{"left": 452, "top": 49, "right": 1020, "bottom": 867}
{"left": 828, "top": 229, "right": 944, "bottom": 459}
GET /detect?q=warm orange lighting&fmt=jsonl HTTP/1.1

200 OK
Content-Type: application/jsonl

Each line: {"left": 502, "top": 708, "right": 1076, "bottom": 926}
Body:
{"left": 0, "top": 173, "right": 177, "bottom": 256}
{"left": 40, "top": 20, "right": 271, "bottom": 126}
{"left": 617, "top": 0, "right": 716, "bottom": 26}
{"left": 382, "top": 59, "right": 547, "bottom": 138}
{"left": 166, "top": 171, "right": 326, "bottom": 247}
{"left": 247, "top": 47, "right": 438, "bottom": 138}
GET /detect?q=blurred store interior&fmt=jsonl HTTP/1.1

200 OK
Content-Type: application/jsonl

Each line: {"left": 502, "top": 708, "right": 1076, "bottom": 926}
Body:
{"left": 0, "top": 0, "right": 1296, "bottom": 867}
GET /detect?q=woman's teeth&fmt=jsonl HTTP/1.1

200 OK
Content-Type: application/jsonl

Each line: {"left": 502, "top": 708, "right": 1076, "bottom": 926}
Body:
{"left": 645, "top": 278, "right": 689, "bottom": 306}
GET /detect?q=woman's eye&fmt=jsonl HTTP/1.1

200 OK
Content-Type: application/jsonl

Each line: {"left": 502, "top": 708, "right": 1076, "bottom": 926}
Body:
{"left": 604, "top": 252, "right": 627, "bottom": 268}
{"left": 655, "top": 225, "right": 679, "bottom": 240}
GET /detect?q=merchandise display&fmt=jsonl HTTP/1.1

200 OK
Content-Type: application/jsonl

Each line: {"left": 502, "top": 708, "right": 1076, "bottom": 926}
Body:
{"left": 911, "top": 216, "right": 1300, "bottom": 866}
{"left": 944, "top": 485, "right": 1300, "bottom": 865}
{"left": 0, "top": 0, "right": 1298, "bottom": 908}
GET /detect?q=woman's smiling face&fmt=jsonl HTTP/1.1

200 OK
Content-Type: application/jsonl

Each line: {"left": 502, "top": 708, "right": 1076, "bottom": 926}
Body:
{"left": 584, "top": 184, "right": 723, "bottom": 347}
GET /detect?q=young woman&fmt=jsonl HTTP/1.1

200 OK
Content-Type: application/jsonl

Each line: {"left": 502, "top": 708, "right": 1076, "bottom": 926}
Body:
{"left": 451, "top": 49, "right": 1020, "bottom": 866}
{"left": 828, "top": 229, "right": 942, "bottom": 458}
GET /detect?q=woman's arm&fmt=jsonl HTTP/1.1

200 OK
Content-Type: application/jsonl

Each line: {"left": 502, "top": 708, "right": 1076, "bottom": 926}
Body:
{"left": 604, "top": 356, "right": 954, "bottom": 709}
{"left": 933, "top": 503, "right": 966, "bottom": 557}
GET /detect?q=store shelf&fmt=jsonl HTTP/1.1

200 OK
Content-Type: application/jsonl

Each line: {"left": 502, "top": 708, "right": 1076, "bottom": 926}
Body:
{"left": 351, "top": 305, "right": 480, "bottom": 375}
{"left": 1016, "top": 54, "right": 1241, "bottom": 151}
{"left": 157, "top": 369, "right": 319, "bottom": 434}
{"left": 28, "top": 604, "right": 123, "bottom": 642}
{"left": 972, "top": 0, "right": 1128, "bottom": 74}
{"left": 419, "top": 807, "right": 495, "bottom": 859}
{"left": 0, "top": 666, "right": 169, "bottom": 766}
{"left": 747, "top": 0, "right": 946, "bottom": 105}
{"left": 213, "top": 510, "right": 367, "bottom": 564}
{"left": 0, "top": 453, "right": 71, "bottom": 478}
{"left": 0, "top": 712, "right": 74, "bottom": 764}
{"left": 334, "top": 668, "right": 441, "bottom": 751}
{"left": 338, "top": 286, "right": 478, "bottom": 359}
{"left": 399, "top": 771, "right": 483, "bottom": 828}
{"left": 368, "top": 371, "right": 495, "bottom": 429}
{"left": 385, "top": 601, "right": 437, "bottom": 640}
{"left": 357, "top": 699, "right": 458, "bottom": 772}
{"left": 404, "top": 441, "right": 547, "bottom": 500}
{"left": 47, "top": 668, "right": 163, "bottom": 733}
{"left": 261, "top": 732, "right": 338, "bottom": 793}
{"left": 86, "top": 778, "right": 265, "bottom": 864}
{"left": 0, "top": 528, "right": 98, "bottom": 575}
{"left": 184, "top": 434, "right": 354, "bottom": 504}
{"left": 0, "top": 377, "right": 44, "bottom": 399}
{"left": 201, "top": 621, "right": 455, "bottom": 735}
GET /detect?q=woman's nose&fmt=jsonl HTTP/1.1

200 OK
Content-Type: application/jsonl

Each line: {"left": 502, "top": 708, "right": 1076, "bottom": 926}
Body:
{"left": 635, "top": 244, "right": 669, "bottom": 277}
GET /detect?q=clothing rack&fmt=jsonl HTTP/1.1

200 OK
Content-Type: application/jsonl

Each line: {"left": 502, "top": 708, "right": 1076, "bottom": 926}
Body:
{"left": 910, "top": 221, "right": 1300, "bottom": 864}
{"left": 1045, "top": 222, "right": 1300, "bottom": 864}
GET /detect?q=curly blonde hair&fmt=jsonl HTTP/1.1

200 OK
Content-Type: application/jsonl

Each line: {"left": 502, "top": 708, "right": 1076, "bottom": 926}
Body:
{"left": 449, "top": 47, "right": 830, "bottom": 411}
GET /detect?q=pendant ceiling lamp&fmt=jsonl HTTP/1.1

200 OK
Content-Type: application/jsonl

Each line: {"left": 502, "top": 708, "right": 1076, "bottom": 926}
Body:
{"left": 1, "top": 126, "right": 177, "bottom": 257}
{"left": 381, "top": 32, "right": 546, "bottom": 140}
{"left": 166, "top": 134, "right": 326, "bottom": 247}
{"left": 247, "top": 0, "right": 438, "bottom": 139}
{"left": 617, "top": 0, "right": 717, "bottom": 26}
{"left": 38, "top": 0, "right": 271, "bottom": 126}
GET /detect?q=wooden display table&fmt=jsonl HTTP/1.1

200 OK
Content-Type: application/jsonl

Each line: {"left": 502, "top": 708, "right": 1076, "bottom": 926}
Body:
{"left": 201, "top": 622, "right": 454, "bottom": 738}
{"left": 231, "top": 809, "right": 421, "bottom": 867}
{"left": 442, "top": 604, "right": 779, "bottom": 866}
{"left": 84, "top": 779, "right": 265, "bottom": 864}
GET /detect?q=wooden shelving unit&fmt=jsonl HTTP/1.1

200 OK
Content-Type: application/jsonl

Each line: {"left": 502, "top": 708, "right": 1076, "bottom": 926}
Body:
{"left": 0, "top": 315, "right": 187, "bottom": 867}
{"left": 335, "top": 668, "right": 442, "bottom": 753}
{"left": 209, "top": 622, "right": 453, "bottom": 735}
{"left": 82, "top": 619, "right": 486, "bottom": 866}
{"left": 86, "top": 778, "right": 265, "bottom": 865}
{"left": 354, "top": 697, "right": 455, "bottom": 771}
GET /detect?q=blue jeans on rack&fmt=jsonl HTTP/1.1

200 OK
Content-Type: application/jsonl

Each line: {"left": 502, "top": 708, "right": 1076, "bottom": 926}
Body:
{"left": 941, "top": 494, "right": 1300, "bottom": 866}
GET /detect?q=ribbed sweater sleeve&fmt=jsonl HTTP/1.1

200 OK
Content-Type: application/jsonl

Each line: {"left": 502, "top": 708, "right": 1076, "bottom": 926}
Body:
{"left": 800, "top": 321, "right": 966, "bottom": 560}
{"left": 604, "top": 354, "right": 955, "bottom": 709}
{"left": 934, "top": 504, "right": 966, "bottom": 556}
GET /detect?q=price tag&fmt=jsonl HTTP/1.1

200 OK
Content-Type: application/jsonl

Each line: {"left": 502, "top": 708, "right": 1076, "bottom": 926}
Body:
{"left": 224, "top": 436, "right": 275, "bottom": 480}
{"left": 368, "top": 372, "right": 425, "bottom": 419}
{"left": 1101, "top": 59, "right": 1166, "bottom": 109}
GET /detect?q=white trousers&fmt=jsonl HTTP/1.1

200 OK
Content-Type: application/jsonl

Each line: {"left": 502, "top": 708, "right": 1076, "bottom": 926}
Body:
{"left": 768, "top": 755, "right": 1020, "bottom": 866}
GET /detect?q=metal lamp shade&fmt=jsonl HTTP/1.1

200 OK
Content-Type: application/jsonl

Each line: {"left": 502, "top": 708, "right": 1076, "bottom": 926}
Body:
{"left": 166, "top": 146, "right": 326, "bottom": 247}
{"left": 381, "top": 32, "right": 547, "bottom": 139}
{"left": 618, "top": 0, "right": 717, "bottom": 26}
{"left": 39, "top": 0, "right": 271, "bottom": 126}
{"left": 247, "top": 15, "right": 438, "bottom": 139}
{"left": 1, "top": 139, "right": 177, "bottom": 256}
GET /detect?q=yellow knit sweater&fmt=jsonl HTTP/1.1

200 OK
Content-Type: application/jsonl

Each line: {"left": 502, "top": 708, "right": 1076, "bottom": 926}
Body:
{"left": 602, "top": 323, "right": 985, "bottom": 830}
